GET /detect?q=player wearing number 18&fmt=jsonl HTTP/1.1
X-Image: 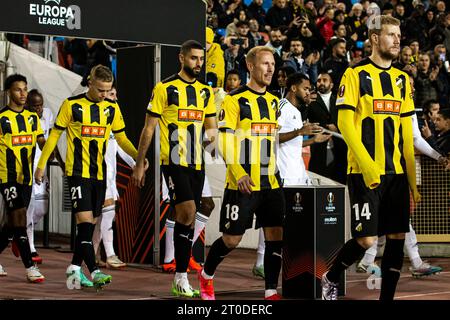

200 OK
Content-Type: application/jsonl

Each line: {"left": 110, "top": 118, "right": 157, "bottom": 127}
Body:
{"left": 0, "top": 74, "right": 45, "bottom": 283}
{"left": 35, "top": 65, "right": 139, "bottom": 289}
{"left": 321, "top": 15, "right": 420, "bottom": 301}
{"left": 198, "top": 46, "right": 285, "bottom": 301}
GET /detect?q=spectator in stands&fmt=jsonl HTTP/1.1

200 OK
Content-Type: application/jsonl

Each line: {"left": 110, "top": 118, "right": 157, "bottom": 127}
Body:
{"left": 223, "top": 34, "right": 248, "bottom": 84}
{"left": 429, "top": 12, "right": 450, "bottom": 51}
{"left": 224, "top": 69, "right": 241, "bottom": 93}
{"left": 206, "top": 27, "right": 225, "bottom": 89}
{"left": 333, "top": 10, "right": 346, "bottom": 25}
{"left": 323, "top": 38, "right": 349, "bottom": 93}
{"left": 414, "top": 52, "right": 440, "bottom": 108}
{"left": 404, "top": 1, "right": 429, "bottom": 51}
{"left": 317, "top": 6, "right": 335, "bottom": 44}
{"left": 266, "top": 0, "right": 293, "bottom": 30}
{"left": 248, "top": 18, "right": 268, "bottom": 49}
{"left": 432, "top": 44, "right": 450, "bottom": 108}
{"left": 345, "top": 3, "right": 367, "bottom": 43}
{"left": 63, "top": 38, "right": 88, "bottom": 77}
{"left": 307, "top": 70, "right": 347, "bottom": 184}
{"left": 421, "top": 99, "right": 440, "bottom": 136}
{"left": 409, "top": 39, "right": 420, "bottom": 65}
{"left": 393, "top": 46, "right": 418, "bottom": 78}
{"left": 435, "top": 1, "right": 446, "bottom": 16}
{"left": 424, "top": 108, "right": 450, "bottom": 156}
{"left": 272, "top": 66, "right": 295, "bottom": 99}
{"left": 225, "top": 8, "right": 250, "bottom": 37}
{"left": 223, "top": 0, "right": 247, "bottom": 29}
{"left": 287, "top": 15, "right": 325, "bottom": 53}
{"left": 393, "top": 3, "right": 407, "bottom": 27}
{"left": 283, "top": 38, "right": 319, "bottom": 83}
{"left": 247, "top": 0, "right": 267, "bottom": 28}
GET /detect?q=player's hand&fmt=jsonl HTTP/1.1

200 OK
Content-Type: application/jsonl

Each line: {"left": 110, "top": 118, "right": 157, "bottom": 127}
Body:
{"left": 412, "top": 188, "right": 421, "bottom": 203}
{"left": 34, "top": 168, "right": 45, "bottom": 185}
{"left": 300, "top": 122, "right": 322, "bottom": 136}
{"left": 326, "top": 124, "right": 338, "bottom": 132}
{"left": 313, "top": 132, "right": 331, "bottom": 143}
{"left": 420, "top": 119, "right": 432, "bottom": 138}
{"left": 132, "top": 165, "right": 146, "bottom": 188}
{"left": 237, "top": 175, "right": 255, "bottom": 195}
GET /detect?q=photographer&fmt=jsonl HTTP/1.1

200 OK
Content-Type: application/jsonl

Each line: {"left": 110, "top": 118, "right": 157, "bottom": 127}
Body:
{"left": 223, "top": 34, "right": 248, "bottom": 83}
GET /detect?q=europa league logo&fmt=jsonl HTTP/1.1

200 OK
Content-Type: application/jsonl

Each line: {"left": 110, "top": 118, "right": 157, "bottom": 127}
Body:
{"left": 327, "top": 192, "right": 334, "bottom": 205}
{"left": 295, "top": 192, "right": 301, "bottom": 205}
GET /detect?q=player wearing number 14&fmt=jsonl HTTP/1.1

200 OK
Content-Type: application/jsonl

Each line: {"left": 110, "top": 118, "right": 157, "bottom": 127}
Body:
{"left": 321, "top": 16, "right": 420, "bottom": 301}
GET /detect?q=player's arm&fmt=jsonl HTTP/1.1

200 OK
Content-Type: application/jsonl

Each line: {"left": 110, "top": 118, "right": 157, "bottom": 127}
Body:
{"left": 35, "top": 128, "right": 64, "bottom": 184}
{"left": 302, "top": 133, "right": 331, "bottom": 147}
{"left": 401, "top": 113, "right": 420, "bottom": 202}
{"left": 204, "top": 116, "right": 218, "bottom": 156}
{"left": 411, "top": 113, "right": 442, "bottom": 161}
{"left": 35, "top": 101, "right": 69, "bottom": 184}
{"left": 278, "top": 123, "right": 323, "bottom": 143}
{"left": 218, "top": 95, "right": 254, "bottom": 194}
{"left": 132, "top": 114, "right": 159, "bottom": 188}
{"left": 337, "top": 68, "right": 381, "bottom": 189}
{"left": 117, "top": 143, "right": 136, "bottom": 168}
{"left": 203, "top": 87, "right": 218, "bottom": 156}
{"left": 401, "top": 77, "right": 420, "bottom": 202}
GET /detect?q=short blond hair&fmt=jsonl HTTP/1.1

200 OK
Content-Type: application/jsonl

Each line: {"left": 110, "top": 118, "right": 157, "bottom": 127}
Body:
{"left": 90, "top": 65, "right": 113, "bottom": 82}
{"left": 368, "top": 15, "right": 400, "bottom": 42}
{"left": 246, "top": 46, "right": 275, "bottom": 65}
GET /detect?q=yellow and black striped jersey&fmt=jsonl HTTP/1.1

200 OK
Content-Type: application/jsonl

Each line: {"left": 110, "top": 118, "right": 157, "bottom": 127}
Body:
{"left": 0, "top": 107, "right": 43, "bottom": 185}
{"left": 218, "top": 86, "right": 281, "bottom": 191}
{"left": 146, "top": 74, "right": 216, "bottom": 170}
{"left": 52, "top": 94, "right": 126, "bottom": 180}
{"left": 336, "top": 58, "right": 415, "bottom": 175}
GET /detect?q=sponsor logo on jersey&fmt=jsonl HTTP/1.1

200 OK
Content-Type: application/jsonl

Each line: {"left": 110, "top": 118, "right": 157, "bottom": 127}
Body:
{"left": 251, "top": 123, "right": 276, "bottom": 136}
{"left": 372, "top": 100, "right": 401, "bottom": 115}
{"left": 11, "top": 135, "right": 33, "bottom": 146}
{"left": 178, "top": 109, "right": 203, "bottom": 122}
{"left": 81, "top": 126, "right": 106, "bottom": 138}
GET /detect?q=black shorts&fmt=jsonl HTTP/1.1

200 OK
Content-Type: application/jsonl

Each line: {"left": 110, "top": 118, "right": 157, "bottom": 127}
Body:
{"left": 219, "top": 188, "right": 285, "bottom": 235}
{"left": 67, "top": 176, "right": 106, "bottom": 218}
{"left": 348, "top": 174, "right": 410, "bottom": 237}
{"left": 0, "top": 182, "right": 32, "bottom": 213}
{"left": 161, "top": 165, "right": 205, "bottom": 210}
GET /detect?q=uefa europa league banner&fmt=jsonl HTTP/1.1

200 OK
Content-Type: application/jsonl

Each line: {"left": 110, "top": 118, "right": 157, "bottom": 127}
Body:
{"left": 0, "top": 0, "right": 205, "bottom": 45}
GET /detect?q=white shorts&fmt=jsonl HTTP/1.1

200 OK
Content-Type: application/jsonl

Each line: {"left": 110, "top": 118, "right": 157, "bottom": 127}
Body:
{"left": 161, "top": 174, "right": 212, "bottom": 200}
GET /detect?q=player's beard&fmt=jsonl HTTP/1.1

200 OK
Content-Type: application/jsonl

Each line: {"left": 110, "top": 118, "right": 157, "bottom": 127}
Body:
{"left": 183, "top": 65, "right": 200, "bottom": 79}
{"left": 295, "top": 93, "right": 307, "bottom": 106}
{"left": 379, "top": 47, "right": 399, "bottom": 61}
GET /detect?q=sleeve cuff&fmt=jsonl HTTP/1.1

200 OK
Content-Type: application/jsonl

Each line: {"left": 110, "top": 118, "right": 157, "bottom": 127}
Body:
{"left": 146, "top": 110, "right": 161, "bottom": 118}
